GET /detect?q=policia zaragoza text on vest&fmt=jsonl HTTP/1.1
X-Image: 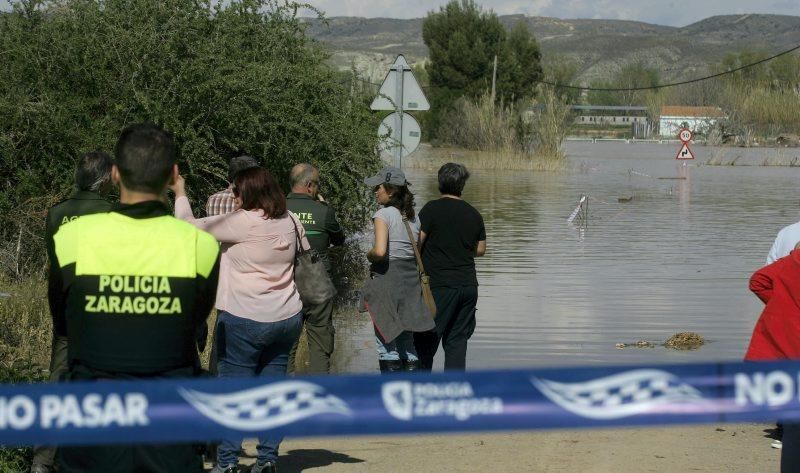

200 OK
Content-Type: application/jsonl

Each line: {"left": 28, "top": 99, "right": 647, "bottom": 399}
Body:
{"left": 49, "top": 124, "right": 220, "bottom": 473}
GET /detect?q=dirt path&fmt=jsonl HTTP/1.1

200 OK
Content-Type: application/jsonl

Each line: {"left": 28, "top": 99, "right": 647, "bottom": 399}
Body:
{"left": 223, "top": 423, "right": 779, "bottom": 472}
{"left": 217, "top": 314, "right": 780, "bottom": 472}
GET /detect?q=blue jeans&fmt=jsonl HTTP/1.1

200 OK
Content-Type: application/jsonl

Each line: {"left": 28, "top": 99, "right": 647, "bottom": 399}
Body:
{"left": 375, "top": 330, "right": 418, "bottom": 361}
{"left": 215, "top": 310, "right": 303, "bottom": 467}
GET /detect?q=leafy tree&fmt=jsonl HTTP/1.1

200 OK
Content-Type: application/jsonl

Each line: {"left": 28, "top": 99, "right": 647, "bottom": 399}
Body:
{"left": 720, "top": 49, "right": 771, "bottom": 84}
{"left": 0, "top": 0, "right": 380, "bottom": 277}
{"left": 496, "top": 22, "right": 543, "bottom": 102}
{"left": 542, "top": 55, "right": 581, "bottom": 104}
{"left": 422, "top": 0, "right": 542, "bottom": 136}
{"left": 587, "top": 62, "right": 659, "bottom": 106}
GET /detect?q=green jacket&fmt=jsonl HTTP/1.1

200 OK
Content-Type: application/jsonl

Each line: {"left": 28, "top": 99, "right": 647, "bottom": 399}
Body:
{"left": 46, "top": 190, "right": 112, "bottom": 335}
{"left": 286, "top": 192, "right": 345, "bottom": 253}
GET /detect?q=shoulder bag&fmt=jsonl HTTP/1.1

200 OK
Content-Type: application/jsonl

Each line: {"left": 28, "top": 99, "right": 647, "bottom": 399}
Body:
{"left": 402, "top": 216, "right": 437, "bottom": 318}
{"left": 291, "top": 215, "right": 337, "bottom": 305}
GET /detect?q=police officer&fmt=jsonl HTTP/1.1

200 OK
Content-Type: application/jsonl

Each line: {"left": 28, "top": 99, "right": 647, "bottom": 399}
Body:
{"left": 286, "top": 163, "right": 344, "bottom": 374}
{"left": 31, "top": 151, "right": 114, "bottom": 473}
{"left": 50, "top": 124, "right": 220, "bottom": 473}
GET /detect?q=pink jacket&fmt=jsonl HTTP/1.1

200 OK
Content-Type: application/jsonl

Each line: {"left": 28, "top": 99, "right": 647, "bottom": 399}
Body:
{"left": 175, "top": 196, "right": 308, "bottom": 323}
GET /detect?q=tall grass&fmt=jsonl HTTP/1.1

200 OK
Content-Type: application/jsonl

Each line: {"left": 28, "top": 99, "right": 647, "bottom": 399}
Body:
{"left": 0, "top": 277, "right": 49, "bottom": 473}
{"left": 526, "top": 89, "right": 572, "bottom": 160}
{"left": 438, "top": 94, "right": 519, "bottom": 152}
{"left": 434, "top": 89, "right": 571, "bottom": 169}
{"left": 0, "top": 278, "right": 51, "bottom": 369}
{"left": 715, "top": 83, "right": 800, "bottom": 144}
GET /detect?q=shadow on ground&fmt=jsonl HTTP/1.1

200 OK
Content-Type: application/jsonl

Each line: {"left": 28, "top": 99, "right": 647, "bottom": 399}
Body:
{"left": 277, "top": 449, "right": 365, "bottom": 472}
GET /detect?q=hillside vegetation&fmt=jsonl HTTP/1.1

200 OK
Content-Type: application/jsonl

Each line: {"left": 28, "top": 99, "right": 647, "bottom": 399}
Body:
{"left": 303, "top": 13, "right": 800, "bottom": 84}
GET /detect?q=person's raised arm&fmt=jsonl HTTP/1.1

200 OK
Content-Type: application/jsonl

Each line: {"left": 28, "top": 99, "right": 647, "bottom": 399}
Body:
{"left": 170, "top": 175, "right": 246, "bottom": 243}
{"left": 367, "top": 217, "right": 389, "bottom": 263}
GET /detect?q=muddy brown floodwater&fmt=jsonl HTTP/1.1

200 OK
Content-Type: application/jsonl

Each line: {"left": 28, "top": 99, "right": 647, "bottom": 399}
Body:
{"left": 330, "top": 142, "right": 800, "bottom": 373}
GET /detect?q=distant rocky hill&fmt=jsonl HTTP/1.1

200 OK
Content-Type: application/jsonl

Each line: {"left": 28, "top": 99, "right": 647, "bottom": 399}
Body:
{"left": 302, "top": 14, "right": 800, "bottom": 84}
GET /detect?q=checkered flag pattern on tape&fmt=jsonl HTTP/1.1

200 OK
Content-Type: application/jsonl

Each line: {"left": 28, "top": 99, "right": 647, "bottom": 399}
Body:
{"left": 532, "top": 369, "right": 704, "bottom": 420}
{"left": 179, "top": 381, "right": 351, "bottom": 431}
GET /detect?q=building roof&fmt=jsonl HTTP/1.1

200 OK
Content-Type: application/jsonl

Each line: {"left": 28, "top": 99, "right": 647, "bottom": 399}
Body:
{"left": 660, "top": 106, "right": 725, "bottom": 118}
{"left": 570, "top": 105, "right": 648, "bottom": 112}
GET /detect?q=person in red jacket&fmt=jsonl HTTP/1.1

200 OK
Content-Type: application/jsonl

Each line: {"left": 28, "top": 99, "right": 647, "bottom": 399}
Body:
{"left": 746, "top": 249, "right": 800, "bottom": 360}
{"left": 746, "top": 246, "right": 800, "bottom": 472}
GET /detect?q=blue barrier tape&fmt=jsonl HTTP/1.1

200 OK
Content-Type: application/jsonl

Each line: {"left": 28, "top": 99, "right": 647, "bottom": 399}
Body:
{"left": 1, "top": 360, "right": 798, "bottom": 446}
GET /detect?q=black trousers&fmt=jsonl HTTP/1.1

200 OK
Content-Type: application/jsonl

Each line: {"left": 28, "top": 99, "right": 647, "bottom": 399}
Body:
{"left": 783, "top": 422, "right": 800, "bottom": 473}
{"left": 31, "top": 335, "right": 70, "bottom": 467}
{"left": 59, "top": 443, "right": 203, "bottom": 473}
{"left": 415, "top": 285, "right": 478, "bottom": 371}
{"left": 58, "top": 364, "right": 204, "bottom": 473}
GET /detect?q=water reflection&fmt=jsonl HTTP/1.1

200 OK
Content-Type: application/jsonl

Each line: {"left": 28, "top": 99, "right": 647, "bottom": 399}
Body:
{"left": 396, "top": 142, "right": 797, "bottom": 369}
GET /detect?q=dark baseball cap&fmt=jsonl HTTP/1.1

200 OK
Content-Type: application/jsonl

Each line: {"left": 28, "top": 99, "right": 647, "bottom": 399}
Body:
{"left": 363, "top": 166, "right": 407, "bottom": 186}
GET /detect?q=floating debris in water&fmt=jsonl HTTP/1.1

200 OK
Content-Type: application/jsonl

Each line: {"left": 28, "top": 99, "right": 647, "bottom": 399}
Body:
{"left": 664, "top": 332, "right": 705, "bottom": 350}
{"left": 616, "top": 333, "right": 705, "bottom": 350}
{"left": 615, "top": 340, "right": 655, "bottom": 349}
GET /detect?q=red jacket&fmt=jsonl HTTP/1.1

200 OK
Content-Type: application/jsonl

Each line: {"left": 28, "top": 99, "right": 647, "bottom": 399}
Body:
{"left": 746, "top": 250, "right": 800, "bottom": 360}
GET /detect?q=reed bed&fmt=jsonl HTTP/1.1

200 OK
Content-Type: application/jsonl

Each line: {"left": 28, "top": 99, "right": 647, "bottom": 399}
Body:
{"left": 406, "top": 145, "right": 565, "bottom": 171}
{"left": 0, "top": 277, "right": 51, "bottom": 370}
{"left": 430, "top": 89, "right": 571, "bottom": 170}
{"left": 703, "top": 148, "right": 800, "bottom": 167}
{"left": 717, "top": 83, "right": 800, "bottom": 143}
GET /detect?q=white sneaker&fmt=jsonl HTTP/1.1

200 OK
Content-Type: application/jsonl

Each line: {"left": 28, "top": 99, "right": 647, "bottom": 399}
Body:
{"left": 772, "top": 440, "right": 783, "bottom": 449}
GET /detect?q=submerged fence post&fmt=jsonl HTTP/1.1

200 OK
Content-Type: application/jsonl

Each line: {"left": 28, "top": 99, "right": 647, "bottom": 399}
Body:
{"left": 567, "top": 194, "right": 589, "bottom": 226}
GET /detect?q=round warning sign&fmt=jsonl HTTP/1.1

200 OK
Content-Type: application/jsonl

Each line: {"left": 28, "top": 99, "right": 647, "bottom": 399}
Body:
{"left": 678, "top": 128, "right": 693, "bottom": 143}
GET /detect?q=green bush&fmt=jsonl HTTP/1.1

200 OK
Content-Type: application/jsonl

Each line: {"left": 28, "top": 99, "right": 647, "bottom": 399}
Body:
{"left": 0, "top": 0, "right": 381, "bottom": 277}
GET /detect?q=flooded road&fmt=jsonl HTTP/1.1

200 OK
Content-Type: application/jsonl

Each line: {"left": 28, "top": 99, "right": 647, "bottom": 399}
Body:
{"left": 334, "top": 142, "right": 800, "bottom": 372}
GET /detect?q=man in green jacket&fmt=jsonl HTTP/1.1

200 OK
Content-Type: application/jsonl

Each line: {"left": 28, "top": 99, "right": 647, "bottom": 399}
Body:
{"left": 286, "top": 163, "right": 345, "bottom": 374}
{"left": 32, "top": 151, "right": 114, "bottom": 473}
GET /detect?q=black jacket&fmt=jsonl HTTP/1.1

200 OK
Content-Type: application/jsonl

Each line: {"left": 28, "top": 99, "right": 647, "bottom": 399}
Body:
{"left": 48, "top": 200, "right": 220, "bottom": 376}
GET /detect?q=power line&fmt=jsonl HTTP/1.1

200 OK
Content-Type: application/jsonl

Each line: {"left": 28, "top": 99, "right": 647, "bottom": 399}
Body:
{"left": 541, "top": 43, "right": 800, "bottom": 92}
{"left": 339, "top": 43, "right": 800, "bottom": 93}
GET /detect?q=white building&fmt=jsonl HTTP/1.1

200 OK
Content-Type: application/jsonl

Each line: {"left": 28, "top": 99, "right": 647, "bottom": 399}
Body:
{"left": 659, "top": 106, "right": 726, "bottom": 137}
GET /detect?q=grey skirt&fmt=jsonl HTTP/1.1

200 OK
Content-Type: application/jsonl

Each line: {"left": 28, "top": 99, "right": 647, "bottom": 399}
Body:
{"left": 360, "top": 257, "right": 436, "bottom": 343}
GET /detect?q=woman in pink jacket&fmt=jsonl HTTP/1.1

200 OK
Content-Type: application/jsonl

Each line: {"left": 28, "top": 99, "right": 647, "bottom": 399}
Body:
{"left": 171, "top": 167, "right": 309, "bottom": 473}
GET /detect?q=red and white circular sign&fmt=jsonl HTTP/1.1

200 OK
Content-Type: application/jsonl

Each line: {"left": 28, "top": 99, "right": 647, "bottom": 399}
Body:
{"left": 678, "top": 128, "right": 693, "bottom": 143}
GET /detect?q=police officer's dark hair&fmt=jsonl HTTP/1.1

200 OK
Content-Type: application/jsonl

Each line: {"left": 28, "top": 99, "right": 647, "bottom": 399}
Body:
{"left": 233, "top": 167, "right": 287, "bottom": 218}
{"left": 114, "top": 123, "right": 177, "bottom": 193}
{"left": 437, "top": 162, "right": 470, "bottom": 197}
{"left": 75, "top": 151, "right": 113, "bottom": 192}
{"left": 290, "top": 163, "right": 316, "bottom": 188}
{"left": 228, "top": 155, "right": 258, "bottom": 183}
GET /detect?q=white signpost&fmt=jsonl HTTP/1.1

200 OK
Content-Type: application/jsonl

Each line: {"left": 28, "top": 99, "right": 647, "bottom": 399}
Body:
{"left": 371, "top": 55, "right": 430, "bottom": 168}
{"left": 378, "top": 113, "right": 422, "bottom": 160}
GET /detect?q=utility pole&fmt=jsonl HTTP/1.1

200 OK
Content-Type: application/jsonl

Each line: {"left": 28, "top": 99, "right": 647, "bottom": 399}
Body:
{"left": 491, "top": 54, "right": 498, "bottom": 103}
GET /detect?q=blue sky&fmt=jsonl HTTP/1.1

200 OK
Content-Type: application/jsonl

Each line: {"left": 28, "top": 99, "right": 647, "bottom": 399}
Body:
{"left": 304, "top": 0, "right": 799, "bottom": 26}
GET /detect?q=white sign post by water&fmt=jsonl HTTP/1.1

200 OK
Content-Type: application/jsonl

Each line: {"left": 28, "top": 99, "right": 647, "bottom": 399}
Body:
{"left": 370, "top": 55, "right": 430, "bottom": 168}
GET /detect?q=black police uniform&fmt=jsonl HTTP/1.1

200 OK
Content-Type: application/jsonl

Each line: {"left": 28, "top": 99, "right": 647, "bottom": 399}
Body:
{"left": 49, "top": 200, "right": 220, "bottom": 473}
